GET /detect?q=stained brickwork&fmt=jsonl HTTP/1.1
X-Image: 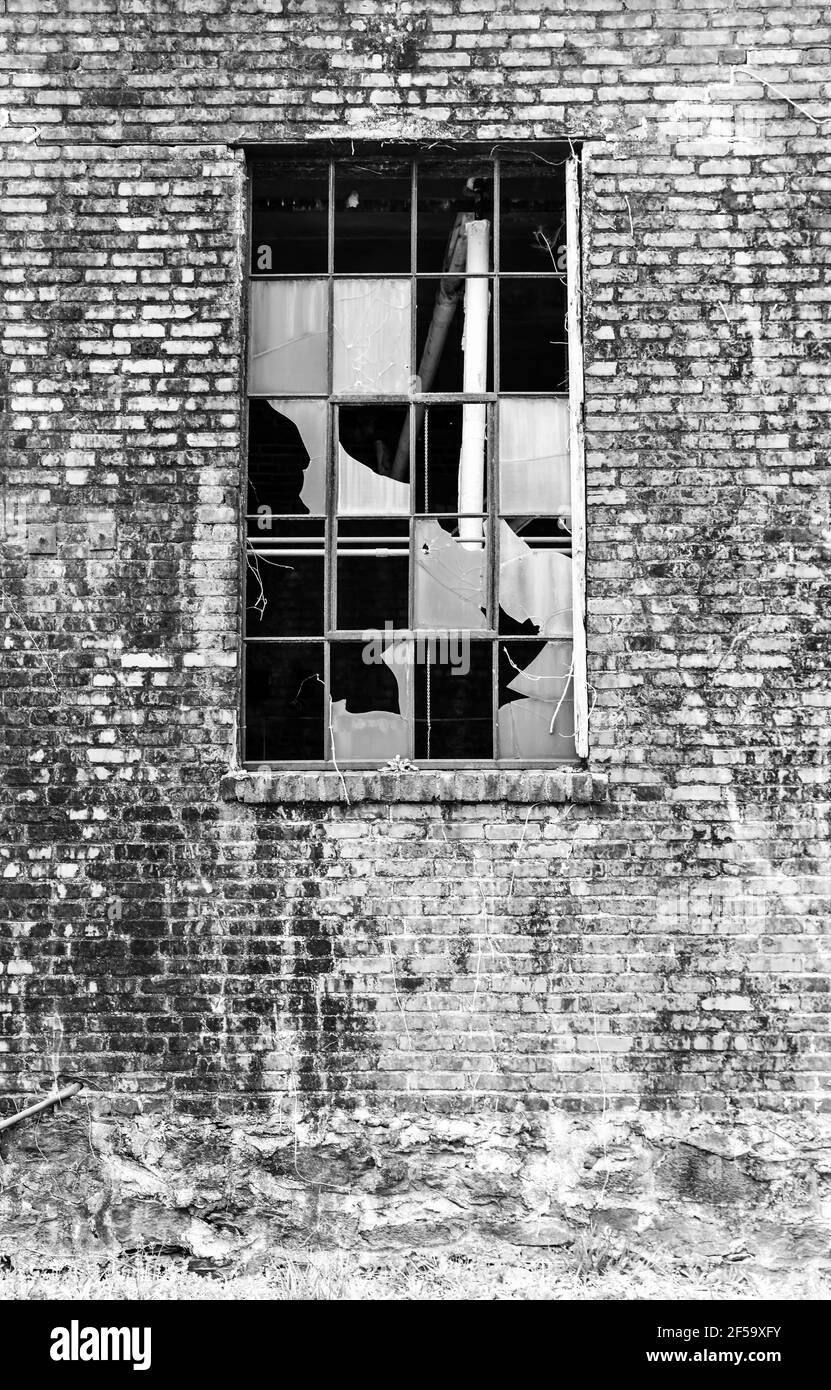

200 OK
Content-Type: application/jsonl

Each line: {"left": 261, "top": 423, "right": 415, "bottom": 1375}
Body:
{"left": 1, "top": 1, "right": 829, "bottom": 1251}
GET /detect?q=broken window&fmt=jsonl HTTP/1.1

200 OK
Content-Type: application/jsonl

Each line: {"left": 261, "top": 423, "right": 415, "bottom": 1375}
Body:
{"left": 330, "top": 639, "right": 412, "bottom": 762}
{"left": 414, "top": 518, "right": 487, "bottom": 631}
{"left": 335, "top": 159, "right": 411, "bottom": 274}
{"left": 244, "top": 146, "right": 587, "bottom": 766}
{"left": 336, "top": 519, "right": 409, "bottom": 631}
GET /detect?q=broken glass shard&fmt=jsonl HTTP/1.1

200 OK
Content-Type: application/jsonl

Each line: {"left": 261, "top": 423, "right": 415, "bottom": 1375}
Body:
{"left": 245, "top": 642, "right": 324, "bottom": 762}
{"left": 246, "top": 520, "right": 325, "bottom": 638}
{"left": 247, "top": 399, "right": 327, "bottom": 520}
{"left": 333, "top": 278, "right": 411, "bottom": 394}
{"left": 329, "top": 639, "right": 412, "bottom": 762}
{"left": 248, "top": 280, "right": 328, "bottom": 395}
{"left": 498, "top": 519, "right": 572, "bottom": 638}
{"left": 414, "top": 518, "right": 487, "bottom": 630}
{"left": 499, "top": 398, "right": 570, "bottom": 515}
{"left": 337, "top": 405, "right": 411, "bottom": 514}
{"left": 336, "top": 520, "right": 409, "bottom": 631}
{"left": 330, "top": 706, "right": 408, "bottom": 763}
{"left": 497, "top": 693, "right": 575, "bottom": 759}
{"left": 498, "top": 639, "right": 575, "bottom": 760}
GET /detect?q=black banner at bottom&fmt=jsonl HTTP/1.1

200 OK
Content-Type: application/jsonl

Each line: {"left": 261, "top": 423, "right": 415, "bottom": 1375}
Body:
{"left": 2, "top": 1298, "right": 822, "bottom": 1379}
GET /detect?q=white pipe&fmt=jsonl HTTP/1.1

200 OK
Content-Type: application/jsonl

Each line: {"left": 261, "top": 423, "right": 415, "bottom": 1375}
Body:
{"left": 0, "top": 1082, "right": 82, "bottom": 1133}
{"left": 391, "top": 213, "right": 471, "bottom": 481}
{"left": 458, "top": 220, "right": 490, "bottom": 547}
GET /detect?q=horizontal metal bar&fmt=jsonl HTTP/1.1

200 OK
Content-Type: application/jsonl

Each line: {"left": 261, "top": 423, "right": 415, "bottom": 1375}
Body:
{"left": 242, "top": 632, "right": 564, "bottom": 643}
{"left": 336, "top": 548, "right": 409, "bottom": 557}
{"left": 328, "top": 632, "right": 500, "bottom": 641}
{"left": 247, "top": 392, "right": 570, "bottom": 402}
{"left": 340, "top": 514, "right": 486, "bottom": 521}
{"left": 247, "top": 514, "right": 573, "bottom": 526}
{"left": 334, "top": 393, "right": 498, "bottom": 404}
{"left": 248, "top": 272, "right": 563, "bottom": 281}
{"left": 239, "top": 139, "right": 585, "bottom": 155}
{"left": 241, "top": 759, "right": 578, "bottom": 770}
{"left": 325, "top": 628, "right": 499, "bottom": 639}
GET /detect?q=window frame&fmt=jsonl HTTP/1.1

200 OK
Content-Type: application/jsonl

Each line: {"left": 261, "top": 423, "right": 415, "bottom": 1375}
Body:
{"left": 240, "top": 141, "right": 588, "bottom": 769}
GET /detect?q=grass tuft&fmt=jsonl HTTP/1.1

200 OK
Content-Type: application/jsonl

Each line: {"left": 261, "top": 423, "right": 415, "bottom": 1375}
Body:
{"left": 2, "top": 1247, "right": 828, "bottom": 1302}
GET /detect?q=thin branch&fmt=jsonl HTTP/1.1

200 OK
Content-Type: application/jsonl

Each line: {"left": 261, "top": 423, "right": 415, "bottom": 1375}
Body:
{"left": 741, "top": 64, "right": 826, "bottom": 125}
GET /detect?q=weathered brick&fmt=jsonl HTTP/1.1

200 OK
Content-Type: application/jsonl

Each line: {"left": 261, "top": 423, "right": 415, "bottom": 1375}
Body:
{"left": 0, "top": 0, "right": 828, "bottom": 1262}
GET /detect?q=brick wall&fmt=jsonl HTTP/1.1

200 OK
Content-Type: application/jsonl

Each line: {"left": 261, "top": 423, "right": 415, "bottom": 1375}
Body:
{"left": 1, "top": 0, "right": 829, "bottom": 1256}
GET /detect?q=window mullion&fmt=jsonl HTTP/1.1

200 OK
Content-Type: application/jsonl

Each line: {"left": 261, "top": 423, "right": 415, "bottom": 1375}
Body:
{"left": 565, "top": 155, "right": 589, "bottom": 760}
{"left": 407, "top": 158, "right": 417, "bottom": 760}
{"left": 488, "top": 401, "right": 498, "bottom": 757}
{"left": 325, "top": 158, "right": 336, "bottom": 760}
{"left": 491, "top": 162, "right": 500, "bottom": 761}
{"left": 493, "top": 157, "right": 500, "bottom": 397}
{"left": 240, "top": 157, "right": 253, "bottom": 768}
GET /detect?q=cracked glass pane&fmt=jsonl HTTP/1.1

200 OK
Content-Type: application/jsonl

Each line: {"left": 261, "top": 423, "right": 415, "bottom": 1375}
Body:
{"left": 499, "top": 398, "right": 570, "bottom": 516}
{"left": 330, "top": 639, "right": 412, "bottom": 762}
{"left": 417, "top": 160, "right": 493, "bottom": 272}
{"left": 414, "top": 518, "right": 487, "bottom": 631}
{"left": 337, "top": 404, "right": 411, "bottom": 514}
{"left": 414, "top": 642, "right": 492, "bottom": 759}
{"left": 335, "top": 160, "right": 411, "bottom": 274}
{"left": 250, "top": 160, "right": 329, "bottom": 275}
{"left": 498, "top": 640, "right": 575, "bottom": 760}
{"left": 245, "top": 642, "right": 324, "bottom": 761}
{"left": 498, "top": 519, "right": 572, "bottom": 638}
{"left": 247, "top": 399, "right": 327, "bottom": 521}
{"left": 499, "top": 278, "right": 566, "bottom": 392}
{"left": 246, "top": 520, "right": 325, "bottom": 638}
{"left": 333, "top": 278, "right": 411, "bottom": 394}
{"left": 499, "top": 163, "right": 565, "bottom": 274}
{"left": 248, "top": 280, "right": 328, "bottom": 395}
{"left": 336, "top": 519, "right": 409, "bottom": 631}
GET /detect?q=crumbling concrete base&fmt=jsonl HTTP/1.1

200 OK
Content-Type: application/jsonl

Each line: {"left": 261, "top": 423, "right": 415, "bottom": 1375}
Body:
{"left": 2, "top": 1103, "right": 829, "bottom": 1277}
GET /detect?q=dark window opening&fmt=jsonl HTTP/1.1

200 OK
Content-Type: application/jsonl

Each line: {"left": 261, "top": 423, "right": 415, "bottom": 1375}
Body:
{"left": 244, "top": 145, "right": 583, "bottom": 767}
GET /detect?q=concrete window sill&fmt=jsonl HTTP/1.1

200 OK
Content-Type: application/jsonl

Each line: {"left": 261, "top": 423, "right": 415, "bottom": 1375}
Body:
{"left": 220, "top": 769, "right": 609, "bottom": 805}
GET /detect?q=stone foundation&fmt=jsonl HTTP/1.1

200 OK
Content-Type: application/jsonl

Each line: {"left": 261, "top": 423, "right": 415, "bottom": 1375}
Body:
{"left": 3, "top": 1102, "right": 829, "bottom": 1275}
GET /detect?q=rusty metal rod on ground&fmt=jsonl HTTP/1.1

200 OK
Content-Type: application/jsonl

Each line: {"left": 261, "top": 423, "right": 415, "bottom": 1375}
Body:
{"left": 0, "top": 1082, "right": 82, "bottom": 1133}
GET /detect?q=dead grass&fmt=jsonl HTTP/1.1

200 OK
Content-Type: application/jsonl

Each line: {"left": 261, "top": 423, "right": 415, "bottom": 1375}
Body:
{"left": 2, "top": 1248, "right": 828, "bottom": 1301}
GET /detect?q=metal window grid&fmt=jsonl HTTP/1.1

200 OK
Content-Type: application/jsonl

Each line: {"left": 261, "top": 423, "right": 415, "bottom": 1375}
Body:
{"left": 241, "top": 144, "right": 586, "bottom": 769}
